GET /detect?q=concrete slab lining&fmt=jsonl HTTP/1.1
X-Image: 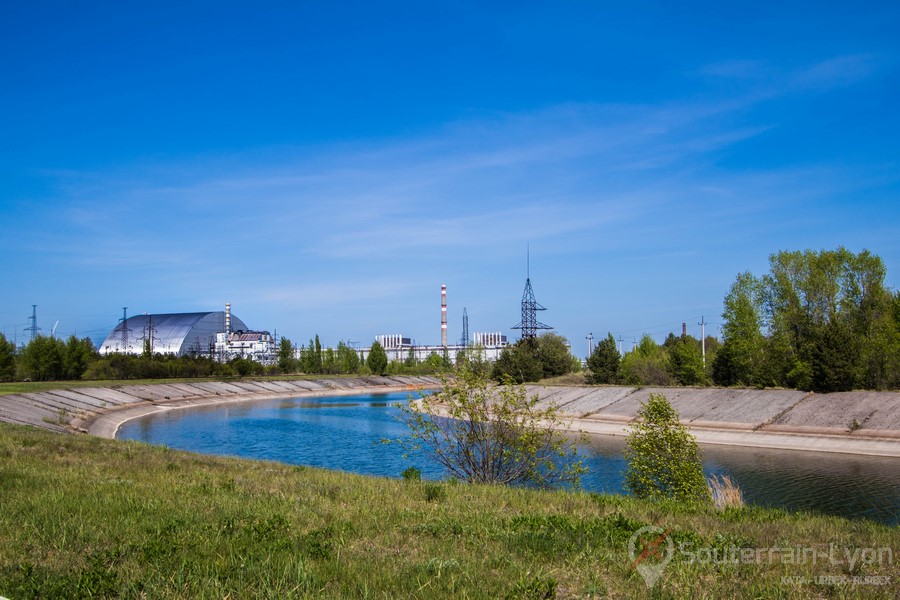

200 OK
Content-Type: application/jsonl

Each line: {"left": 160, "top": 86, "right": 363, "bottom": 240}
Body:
{"left": 3, "top": 379, "right": 900, "bottom": 458}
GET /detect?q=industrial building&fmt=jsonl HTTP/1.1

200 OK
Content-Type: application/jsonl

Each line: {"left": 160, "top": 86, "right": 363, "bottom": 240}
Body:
{"left": 364, "top": 334, "right": 509, "bottom": 364}
{"left": 361, "top": 284, "right": 512, "bottom": 364}
{"left": 99, "top": 304, "right": 275, "bottom": 364}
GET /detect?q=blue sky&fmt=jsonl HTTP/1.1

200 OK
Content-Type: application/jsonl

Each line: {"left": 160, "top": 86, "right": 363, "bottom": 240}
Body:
{"left": 2, "top": 1, "right": 899, "bottom": 354}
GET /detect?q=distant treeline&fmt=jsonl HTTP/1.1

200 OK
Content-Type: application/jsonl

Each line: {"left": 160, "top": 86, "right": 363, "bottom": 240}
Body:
{"left": 0, "top": 334, "right": 276, "bottom": 382}
{"left": 585, "top": 247, "right": 900, "bottom": 393}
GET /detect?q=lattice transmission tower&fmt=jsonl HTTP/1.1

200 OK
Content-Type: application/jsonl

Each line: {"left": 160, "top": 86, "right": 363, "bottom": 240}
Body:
{"left": 119, "top": 307, "right": 132, "bottom": 352}
{"left": 25, "top": 305, "right": 41, "bottom": 342}
{"left": 512, "top": 250, "right": 552, "bottom": 340}
{"left": 460, "top": 307, "right": 469, "bottom": 347}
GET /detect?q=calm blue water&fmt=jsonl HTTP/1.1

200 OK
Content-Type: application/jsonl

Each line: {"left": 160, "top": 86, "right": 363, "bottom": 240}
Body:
{"left": 117, "top": 392, "right": 900, "bottom": 525}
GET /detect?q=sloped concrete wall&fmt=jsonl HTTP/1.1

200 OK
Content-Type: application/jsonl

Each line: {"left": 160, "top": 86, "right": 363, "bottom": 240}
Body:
{"left": 0, "top": 376, "right": 439, "bottom": 434}
{"left": 529, "top": 385, "right": 900, "bottom": 436}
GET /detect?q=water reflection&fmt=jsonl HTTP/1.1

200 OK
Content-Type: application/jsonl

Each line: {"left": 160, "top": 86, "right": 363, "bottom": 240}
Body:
{"left": 579, "top": 434, "right": 900, "bottom": 525}
{"left": 118, "top": 393, "right": 900, "bottom": 525}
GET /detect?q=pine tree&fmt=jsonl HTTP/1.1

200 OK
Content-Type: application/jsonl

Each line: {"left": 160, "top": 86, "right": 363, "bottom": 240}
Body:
{"left": 366, "top": 340, "right": 388, "bottom": 375}
{"left": 586, "top": 333, "right": 619, "bottom": 384}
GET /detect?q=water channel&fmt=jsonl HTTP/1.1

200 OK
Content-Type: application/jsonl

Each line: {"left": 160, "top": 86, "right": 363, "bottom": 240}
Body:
{"left": 117, "top": 391, "right": 900, "bottom": 525}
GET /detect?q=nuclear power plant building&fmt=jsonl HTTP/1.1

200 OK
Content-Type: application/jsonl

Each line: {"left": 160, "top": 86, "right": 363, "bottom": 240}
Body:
{"left": 98, "top": 305, "right": 275, "bottom": 363}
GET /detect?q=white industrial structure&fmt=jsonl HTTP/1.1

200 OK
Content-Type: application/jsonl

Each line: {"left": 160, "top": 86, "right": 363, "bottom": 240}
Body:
{"left": 360, "top": 341, "right": 509, "bottom": 364}
{"left": 375, "top": 334, "right": 412, "bottom": 349}
{"left": 474, "top": 331, "right": 507, "bottom": 347}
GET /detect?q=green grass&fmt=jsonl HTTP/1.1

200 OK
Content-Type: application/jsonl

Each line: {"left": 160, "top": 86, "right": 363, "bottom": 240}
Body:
{"left": 0, "top": 423, "right": 897, "bottom": 598}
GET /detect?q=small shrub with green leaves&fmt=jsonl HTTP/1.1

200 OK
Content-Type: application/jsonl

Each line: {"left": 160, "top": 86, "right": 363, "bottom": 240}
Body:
{"left": 423, "top": 483, "right": 446, "bottom": 503}
{"left": 624, "top": 393, "right": 710, "bottom": 503}
{"left": 401, "top": 466, "right": 422, "bottom": 481}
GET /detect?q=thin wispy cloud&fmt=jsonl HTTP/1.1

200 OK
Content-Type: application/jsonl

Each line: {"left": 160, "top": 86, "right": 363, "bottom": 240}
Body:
{"left": 4, "top": 17, "right": 897, "bottom": 347}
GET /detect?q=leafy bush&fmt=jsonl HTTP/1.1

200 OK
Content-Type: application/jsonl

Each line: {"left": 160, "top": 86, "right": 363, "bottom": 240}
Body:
{"left": 401, "top": 466, "right": 422, "bottom": 481}
{"left": 624, "top": 393, "right": 710, "bottom": 503}
{"left": 423, "top": 483, "right": 446, "bottom": 503}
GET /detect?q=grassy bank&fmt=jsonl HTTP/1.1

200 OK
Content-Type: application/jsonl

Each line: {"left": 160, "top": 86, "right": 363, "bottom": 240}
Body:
{"left": 0, "top": 423, "right": 897, "bottom": 598}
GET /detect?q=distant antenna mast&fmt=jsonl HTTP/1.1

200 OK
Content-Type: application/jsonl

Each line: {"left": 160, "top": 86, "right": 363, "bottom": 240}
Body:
{"left": 698, "top": 316, "right": 706, "bottom": 366}
{"left": 25, "top": 305, "right": 41, "bottom": 341}
{"left": 512, "top": 246, "right": 552, "bottom": 340}
{"left": 460, "top": 308, "right": 469, "bottom": 347}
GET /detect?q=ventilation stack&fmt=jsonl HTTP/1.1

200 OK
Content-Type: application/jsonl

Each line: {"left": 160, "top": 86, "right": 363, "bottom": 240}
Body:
{"left": 441, "top": 284, "right": 447, "bottom": 347}
{"left": 225, "top": 303, "right": 232, "bottom": 336}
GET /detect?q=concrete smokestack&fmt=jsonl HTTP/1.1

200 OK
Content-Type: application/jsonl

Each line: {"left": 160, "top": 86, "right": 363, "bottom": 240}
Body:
{"left": 441, "top": 284, "right": 447, "bottom": 347}
{"left": 225, "top": 303, "right": 232, "bottom": 336}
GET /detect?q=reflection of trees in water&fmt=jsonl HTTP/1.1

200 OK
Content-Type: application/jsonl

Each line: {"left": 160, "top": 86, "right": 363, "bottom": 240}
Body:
{"left": 701, "top": 445, "right": 900, "bottom": 523}
{"left": 582, "top": 434, "right": 900, "bottom": 524}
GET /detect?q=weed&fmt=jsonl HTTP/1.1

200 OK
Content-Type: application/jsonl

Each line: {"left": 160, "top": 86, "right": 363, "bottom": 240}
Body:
{"left": 41, "top": 408, "right": 69, "bottom": 426}
{"left": 424, "top": 483, "right": 446, "bottom": 502}
{"left": 424, "top": 557, "right": 460, "bottom": 576}
{"left": 509, "top": 572, "right": 557, "bottom": 599}
{"left": 401, "top": 466, "right": 422, "bottom": 481}
{"left": 708, "top": 474, "right": 745, "bottom": 510}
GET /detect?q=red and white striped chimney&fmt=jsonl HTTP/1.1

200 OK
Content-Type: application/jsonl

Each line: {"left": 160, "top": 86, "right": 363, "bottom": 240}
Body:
{"left": 441, "top": 284, "right": 447, "bottom": 347}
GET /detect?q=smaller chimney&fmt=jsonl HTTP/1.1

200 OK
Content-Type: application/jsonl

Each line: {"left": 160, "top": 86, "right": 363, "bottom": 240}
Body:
{"left": 682, "top": 322, "right": 686, "bottom": 337}
{"left": 225, "top": 303, "right": 232, "bottom": 336}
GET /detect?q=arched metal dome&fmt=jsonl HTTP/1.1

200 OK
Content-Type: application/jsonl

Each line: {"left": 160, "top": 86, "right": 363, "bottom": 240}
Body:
{"left": 99, "top": 311, "right": 248, "bottom": 356}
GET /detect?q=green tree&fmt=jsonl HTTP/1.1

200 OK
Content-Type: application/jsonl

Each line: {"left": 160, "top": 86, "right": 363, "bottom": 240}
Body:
{"left": 0, "top": 333, "right": 16, "bottom": 382}
{"left": 713, "top": 272, "right": 766, "bottom": 387}
{"left": 624, "top": 393, "right": 709, "bottom": 503}
{"left": 667, "top": 335, "right": 706, "bottom": 386}
{"left": 535, "top": 332, "right": 579, "bottom": 378}
{"left": 492, "top": 339, "right": 543, "bottom": 383}
{"left": 456, "top": 344, "right": 491, "bottom": 379}
{"left": 299, "top": 336, "right": 323, "bottom": 374}
{"left": 396, "top": 365, "right": 586, "bottom": 487}
{"left": 618, "top": 335, "right": 672, "bottom": 386}
{"left": 366, "top": 340, "right": 388, "bottom": 375}
{"left": 63, "top": 336, "right": 96, "bottom": 380}
{"left": 404, "top": 346, "right": 417, "bottom": 368}
{"left": 762, "top": 247, "right": 889, "bottom": 391}
{"left": 314, "top": 335, "right": 323, "bottom": 372}
{"left": 17, "top": 336, "right": 65, "bottom": 381}
{"left": 423, "top": 352, "right": 446, "bottom": 373}
{"left": 277, "top": 337, "right": 297, "bottom": 373}
{"left": 586, "top": 333, "right": 619, "bottom": 384}
{"left": 322, "top": 347, "right": 337, "bottom": 374}
{"left": 336, "top": 342, "right": 361, "bottom": 374}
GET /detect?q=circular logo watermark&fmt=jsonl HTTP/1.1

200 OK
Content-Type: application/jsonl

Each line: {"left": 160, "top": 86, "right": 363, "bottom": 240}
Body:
{"left": 628, "top": 525, "right": 674, "bottom": 588}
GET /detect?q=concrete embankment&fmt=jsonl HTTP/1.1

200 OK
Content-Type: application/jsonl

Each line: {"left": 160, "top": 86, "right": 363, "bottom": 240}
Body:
{"left": 3, "top": 378, "right": 900, "bottom": 457}
{"left": 0, "top": 376, "right": 440, "bottom": 439}
{"left": 527, "top": 385, "right": 900, "bottom": 457}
